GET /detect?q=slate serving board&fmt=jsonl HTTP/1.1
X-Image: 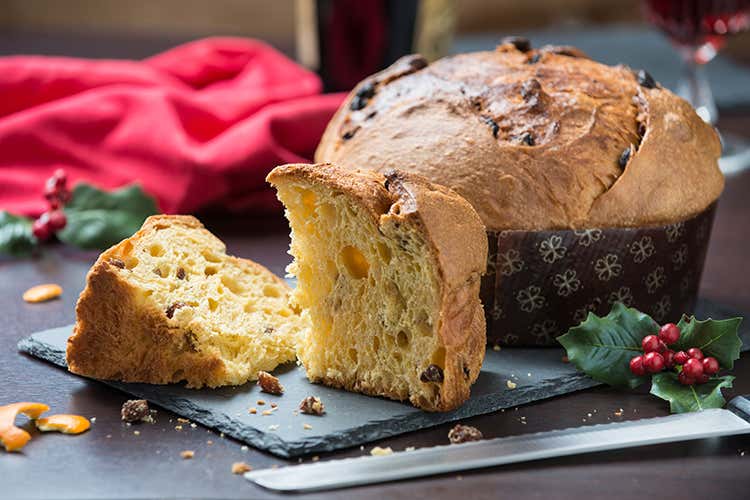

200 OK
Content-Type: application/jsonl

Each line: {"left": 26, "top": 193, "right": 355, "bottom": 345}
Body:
{"left": 18, "top": 299, "right": 748, "bottom": 458}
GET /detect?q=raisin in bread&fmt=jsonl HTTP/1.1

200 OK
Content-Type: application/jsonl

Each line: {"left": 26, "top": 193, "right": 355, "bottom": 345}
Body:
{"left": 267, "top": 163, "right": 487, "bottom": 411}
{"left": 66, "top": 215, "right": 301, "bottom": 388}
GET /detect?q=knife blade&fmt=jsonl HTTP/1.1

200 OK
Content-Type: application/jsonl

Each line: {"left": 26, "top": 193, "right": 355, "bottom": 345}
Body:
{"left": 246, "top": 395, "right": 750, "bottom": 492}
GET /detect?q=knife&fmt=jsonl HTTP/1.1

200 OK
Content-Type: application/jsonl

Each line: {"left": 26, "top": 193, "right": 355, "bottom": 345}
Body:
{"left": 246, "top": 395, "right": 750, "bottom": 492}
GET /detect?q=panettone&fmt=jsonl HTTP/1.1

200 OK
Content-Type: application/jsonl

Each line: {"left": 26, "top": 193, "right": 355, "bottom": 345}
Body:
{"left": 66, "top": 215, "right": 302, "bottom": 387}
{"left": 315, "top": 41, "right": 724, "bottom": 231}
{"left": 267, "top": 163, "right": 487, "bottom": 411}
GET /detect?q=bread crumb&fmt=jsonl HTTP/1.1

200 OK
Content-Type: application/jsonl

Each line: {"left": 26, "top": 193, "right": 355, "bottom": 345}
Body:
{"left": 448, "top": 424, "right": 483, "bottom": 444}
{"left": 257, "top": 371, "right": 284, "bottom": 395}
{"left": 207, "top": 440, "right": 213, "bottom": 445}
{"left": 220, "top": 433, "right": 225, "bottom": 438}
{"left": 303, "top": 423, "right": 312, "bottom": 430}
{"left": 249, "top": 407, "right": 257, "bottom": 414}
{"left": 177, "top": 418, "right": 190, "bottom": 424}
{"left": 299, "top": 396, "right": 325, "bottom": 415}
{"left": 190, "top": 423, "right": 197, "bottom": 428}
{"left": 312, "top": 456, "right": 320, "bottom": 462}
{"left": 262, "top": 410, "right": 273, "bottom": 416}
{"left": 506, "top": 380, "right": 517, "bottom": 389}
{"left": 614, "top": 408, "right": 624, "bottom": 417}
{"left": 257, "top": 399, "right": 266, "bottom": 406}
{"left": 241, "top": 445, "right": 248, "bottom": 452}
{"left": 90, "top": 417, "right": 96, "bottom": 423}
{"left": 492, "top": 345, "right": 501, "bottom": 351}
{"left": 180, "top": 450, "right": 194, "bottom": 459}
{"left": 133, "top": 430, "right": 140, "bottom": 436}
{"left": 175, "top": 425, "right": 183, "bottom": 431}
{"left": 270, "top": 402, "right": 278, "bottom": 409}
{"left": 121, "top": 399, "right": 150, "bottom": 423}
{"left": 370, "top": 446, "right": 393, "bottom": 456}
{"left": 232, "top": 462, "right": 252, "bottom": 474}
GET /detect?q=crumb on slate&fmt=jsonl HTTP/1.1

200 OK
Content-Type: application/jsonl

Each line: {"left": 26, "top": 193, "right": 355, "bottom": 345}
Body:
{"left": 299, "top": 396, "right": 325, "bottom": 415}
{"left": 506, "top": 380, "right": 517, "bottom": 389}
{"left": 121, "top": 399, "right": 150, "bottom": 423}
{"left": 181, "top": 450, "right": 194, "bottom": 459}
{"left": 257, "top": 371, "right": 284, "bottom": 395}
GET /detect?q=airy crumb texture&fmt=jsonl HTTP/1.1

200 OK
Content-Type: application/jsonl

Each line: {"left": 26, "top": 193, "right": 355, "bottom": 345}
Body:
{"left": 231, "top": 462, "right": 252, "bottom": 474}
{"left": 448, "top": 424, "right": 483, "bottom": 444}
{"left": 66, "top": 215, "right": 303, "bottom": 388}
{"left": 268, "top": 164, "right": 487, "bottom": 411}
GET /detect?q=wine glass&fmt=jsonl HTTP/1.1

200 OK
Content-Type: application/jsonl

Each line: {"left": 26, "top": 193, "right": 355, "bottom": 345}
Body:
{"left": 643, "top": 0, "right": 750, "bottom": 173}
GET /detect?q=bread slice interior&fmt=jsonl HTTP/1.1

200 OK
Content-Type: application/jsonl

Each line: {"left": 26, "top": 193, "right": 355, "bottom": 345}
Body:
{"left": 67, "top": 215, "right": 301, "bottom": 388}
{"left": 271, "top": 170, "right": 451, "bottom": 409}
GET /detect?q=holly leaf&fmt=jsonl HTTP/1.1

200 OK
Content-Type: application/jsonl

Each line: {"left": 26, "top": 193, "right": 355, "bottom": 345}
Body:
{"left": 674, "top": 316, "right": 743, "bottom": 370}
{"left": 0, "top": 211, "right": 36, "bottom": 256}
{"left": 650, "top": 372, "right": 734, "bottom": 413}
{"left": 58, "top": 183, "right": 158, "bottom": 250}
{"left": 557, "top": 302, "right": 659, "bottom": 388}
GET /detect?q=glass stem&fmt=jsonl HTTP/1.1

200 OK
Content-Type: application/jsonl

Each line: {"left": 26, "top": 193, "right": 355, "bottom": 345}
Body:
{"left": 677, "top": 56, "right": 718, "bottom": 125}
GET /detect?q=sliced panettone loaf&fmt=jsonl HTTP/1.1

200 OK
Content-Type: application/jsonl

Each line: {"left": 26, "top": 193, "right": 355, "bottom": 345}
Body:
{"left": 268, "top": 163, "right": 487, "bottom": 411}
{"left": 66, "top": 215, "right": 301, "bottom": 388}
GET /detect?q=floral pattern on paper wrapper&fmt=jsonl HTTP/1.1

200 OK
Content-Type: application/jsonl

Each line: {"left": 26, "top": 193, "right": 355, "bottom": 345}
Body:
{"left": 480, "top": 204, "right": 717, "bottom": 346}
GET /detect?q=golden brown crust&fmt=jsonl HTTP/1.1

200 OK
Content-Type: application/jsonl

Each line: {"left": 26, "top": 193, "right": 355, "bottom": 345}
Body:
{"left": 66, "top": 215, "right": 292, "bottom": 388}
{"left": 267, "top": 163, "right": 487, "bottom": 411}
{"left": 315, "top": 43, "right": 723, "bottom": 231}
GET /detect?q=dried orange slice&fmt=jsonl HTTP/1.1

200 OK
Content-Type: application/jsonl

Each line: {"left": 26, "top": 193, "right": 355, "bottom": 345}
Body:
{"left": 22, "top": 284, "right": 63, "bottom": 303}
{"left": 35, "top": 414, "right": 90, "bottom": 435}
{"left": 0, "top": 402, "right": 50, "bottom": 452}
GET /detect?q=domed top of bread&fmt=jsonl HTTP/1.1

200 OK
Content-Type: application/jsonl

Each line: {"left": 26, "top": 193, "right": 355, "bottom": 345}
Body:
{"left": 315, "top": 41, "right": 724, "bottom": 231}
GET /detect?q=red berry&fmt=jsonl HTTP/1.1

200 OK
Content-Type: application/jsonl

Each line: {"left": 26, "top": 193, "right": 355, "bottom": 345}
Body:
{"left": 642, "top": 335, "right": 661, "bottom": 353}
{"left": 678, "top": 371, "right": 695, "bottom": 385}
{"left": 702, "top": 357, "right": 720, "bottom": 375}
{"left": 52, "top": 168, "right": 67, "bottom": 185}
{"left": 657, "top": 340, "right": 668, "bottom": 353}
{"left": 663, "top": 349, "right": 676, "bottom": 368}
{"left": 695, "top": 373, "right": 710, "bottom": 384}
{"left": 629, "top": 356, "right": 646, "bottom": 376}
{"left": 674, "top": 351, "right": 689, "bottom": 365}
{"left": 683, "top": 357, "right": 704, "bottom": 378}
{"left": 643, "top": 351, "right": 665, "bottom": 373}
{"left": 687, "top": 347, "right": 704, "bottom": 360}
{"left": 46, "top": 210, "right": 67, "bottom": 231}
{"left": 31, "top": 218, "right": 51, "bottom": 241}
{"left": 658, "top": 323, "right": 681, "bottom": 345}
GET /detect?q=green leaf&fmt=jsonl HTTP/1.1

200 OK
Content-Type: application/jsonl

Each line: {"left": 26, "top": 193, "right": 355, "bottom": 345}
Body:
{"left": 58, "top": 183, "right": 158, "bottom": 250}
{"left": 650, "top": 373, "right": 734, "bottom": 413}
{"left": 557, "top": 302, "right": 659, "bottom": 388}
{"left": 674, "top": 316, "right": 743, "bottom": 370}
{"left": 0, "top": 211, "right": 36, "bottom": 256}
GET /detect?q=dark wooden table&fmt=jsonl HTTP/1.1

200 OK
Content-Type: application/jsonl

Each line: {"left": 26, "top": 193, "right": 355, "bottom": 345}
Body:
{"left": 2, "top": 116, "right": 750, "bottom": 499}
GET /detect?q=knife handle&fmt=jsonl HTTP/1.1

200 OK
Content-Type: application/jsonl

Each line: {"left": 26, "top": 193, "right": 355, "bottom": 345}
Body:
{"left": 728, "top": 395, "right": 750, "bottom": 423}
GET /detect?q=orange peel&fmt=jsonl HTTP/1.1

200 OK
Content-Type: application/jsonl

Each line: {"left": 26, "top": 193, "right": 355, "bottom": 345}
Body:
{"left": 35, "top": 414, "right": 91, "bottom": 435}
{"left": 22, "top": 284, "right": 63, "bottom": 303}
{"left": 0, "top": 402, "right": 50, "bottom": 452}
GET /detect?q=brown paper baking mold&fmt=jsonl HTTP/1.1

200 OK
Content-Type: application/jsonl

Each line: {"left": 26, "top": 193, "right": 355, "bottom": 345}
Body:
{"left": 482, "top": 204, "right": 717, "bottom": 346}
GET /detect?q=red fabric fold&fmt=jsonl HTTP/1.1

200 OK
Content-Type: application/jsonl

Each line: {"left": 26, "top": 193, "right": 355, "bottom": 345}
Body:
{"left": 0, "top": 37, "right": 345, "bottom": 216}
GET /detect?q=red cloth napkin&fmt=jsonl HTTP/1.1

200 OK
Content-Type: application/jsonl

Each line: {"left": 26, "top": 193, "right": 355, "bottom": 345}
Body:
{"left": 0, "top": 37, "right": 345, "bottom": 216}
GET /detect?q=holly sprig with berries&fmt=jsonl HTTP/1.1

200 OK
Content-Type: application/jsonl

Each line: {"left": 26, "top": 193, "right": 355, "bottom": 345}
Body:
{"left": 558, "top": 302, "right": 743, "bottom": 413}
{"left": 0, "top": 169, "right": 158, "bottom": 256}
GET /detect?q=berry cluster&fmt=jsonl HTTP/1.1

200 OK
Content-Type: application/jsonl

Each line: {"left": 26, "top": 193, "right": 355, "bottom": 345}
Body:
{"left": 32, "top": 169, "right": 69, "bottom": 241}
{"left": 629, "top": 323, "right": 720, "bottom": 385}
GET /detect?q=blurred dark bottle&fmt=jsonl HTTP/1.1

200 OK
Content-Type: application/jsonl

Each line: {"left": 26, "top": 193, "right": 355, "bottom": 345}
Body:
{"left": 643, "top": 0, "right": 750, "bottom": 63}
{"left": 295, "top": 0, "right": 455, "bottom": 92}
